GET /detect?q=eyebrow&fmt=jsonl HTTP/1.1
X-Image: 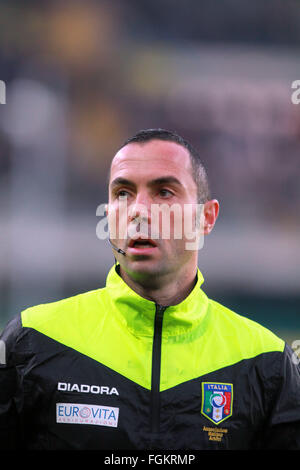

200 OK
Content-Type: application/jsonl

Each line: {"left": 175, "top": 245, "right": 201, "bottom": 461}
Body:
{"left": 110, "top": 176, "right": 183, "bottom": 190}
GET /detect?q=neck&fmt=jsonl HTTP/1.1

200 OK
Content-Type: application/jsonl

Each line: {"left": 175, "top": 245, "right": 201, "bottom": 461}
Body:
{"left": 118, "top": 264, "right": 198, "bottom": 306}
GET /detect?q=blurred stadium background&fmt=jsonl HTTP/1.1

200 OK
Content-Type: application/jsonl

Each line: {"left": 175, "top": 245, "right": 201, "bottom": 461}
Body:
{"left": 0, "top": 0, "right": 299, "bottom": 345}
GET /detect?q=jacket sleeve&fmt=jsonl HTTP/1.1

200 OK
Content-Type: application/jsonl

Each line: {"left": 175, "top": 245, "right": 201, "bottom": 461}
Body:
{"left": 264, "top": 343, "right": 300, "bottom": 449}
{"left": 0, "top": 316, "right": 23, "bottom": 449}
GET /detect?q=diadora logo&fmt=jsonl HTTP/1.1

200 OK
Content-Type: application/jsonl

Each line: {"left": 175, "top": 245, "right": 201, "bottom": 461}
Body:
{"left": 57, "top": 382, "right": 119, "bottom": 395}
{"left": 56, "top": 403, "right": 119, "bottom": 428}
{"left": 201, "top": 382, "right": 233, "bottom": 425}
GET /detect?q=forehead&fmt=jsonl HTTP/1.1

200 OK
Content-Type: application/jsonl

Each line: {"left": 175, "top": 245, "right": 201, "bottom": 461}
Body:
{"left": 110, "top": 139, "right": 193, "bottom": 182}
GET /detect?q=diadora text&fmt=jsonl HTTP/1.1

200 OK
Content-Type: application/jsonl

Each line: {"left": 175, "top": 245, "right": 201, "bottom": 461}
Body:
{"left": 57, "top": 382, "right": 119, "bottom": 395}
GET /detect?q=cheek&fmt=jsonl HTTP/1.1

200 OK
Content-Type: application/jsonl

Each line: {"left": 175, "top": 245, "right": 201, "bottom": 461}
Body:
{"left": 150, "top": 209, "right": 195, "bottom": 243}
{"left": 151, "top": 206, "right": 185, "bottom": 240}
{"left": 108, "top": 204, "right": 128, "bottom": 239}
{"left": 170, "top": 206, "right": 197, "bottom": 241}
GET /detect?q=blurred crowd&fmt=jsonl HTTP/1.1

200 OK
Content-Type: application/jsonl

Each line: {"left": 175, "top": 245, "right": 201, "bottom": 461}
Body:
{"left": 0, "top": 0, "right": 299, "bottom": 328}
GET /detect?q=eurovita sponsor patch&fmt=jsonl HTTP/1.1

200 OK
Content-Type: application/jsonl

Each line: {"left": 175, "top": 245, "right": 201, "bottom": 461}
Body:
{"left": 56, "top": 403, "right": 119, "bottom": 427}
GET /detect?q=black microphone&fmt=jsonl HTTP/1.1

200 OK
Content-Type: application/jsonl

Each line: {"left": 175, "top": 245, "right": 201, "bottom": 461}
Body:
{"left": 108, "top": 239, "right": 126, "bottom": 256}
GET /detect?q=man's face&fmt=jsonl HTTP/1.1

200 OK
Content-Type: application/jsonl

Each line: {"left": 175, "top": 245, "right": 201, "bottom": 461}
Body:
{"left": 108, "top": 139, "right": 200, "bottom": 281}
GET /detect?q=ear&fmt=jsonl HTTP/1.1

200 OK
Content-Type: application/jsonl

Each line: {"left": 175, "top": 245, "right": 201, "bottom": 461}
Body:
{"left": 203, "top": 199, "right": 219, "bottom": 235}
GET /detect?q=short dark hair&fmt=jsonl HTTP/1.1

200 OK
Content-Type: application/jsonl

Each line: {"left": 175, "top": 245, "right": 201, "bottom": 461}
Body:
{"left": 119, "top": 128, "right": 211, "bottom": 203}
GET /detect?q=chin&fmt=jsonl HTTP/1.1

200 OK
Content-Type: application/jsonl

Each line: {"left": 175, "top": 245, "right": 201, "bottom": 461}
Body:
{"left": 123, "top": 258, "right": 168, "bottom": 280}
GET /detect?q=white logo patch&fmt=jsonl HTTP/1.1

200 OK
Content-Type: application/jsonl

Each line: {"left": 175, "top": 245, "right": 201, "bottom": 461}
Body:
{"left": 56, "top": 403, "right": 119, "bottom": 427}
{"left": 0, "top": 340, "right": 6, "bottom": 365}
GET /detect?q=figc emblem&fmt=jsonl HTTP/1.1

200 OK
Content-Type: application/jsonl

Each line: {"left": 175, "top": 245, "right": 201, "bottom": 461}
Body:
{"left": 201, "top": 382, "right": 233, "bottom": 425}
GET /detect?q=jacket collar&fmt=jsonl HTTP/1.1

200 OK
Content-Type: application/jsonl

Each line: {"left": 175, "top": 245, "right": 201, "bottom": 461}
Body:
{"left": 105, "top": 264, "right": 208, "bottom": 338}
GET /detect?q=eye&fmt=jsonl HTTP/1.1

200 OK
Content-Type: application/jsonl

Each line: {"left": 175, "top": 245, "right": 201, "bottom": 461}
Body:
{"left": 116, "top": 190, "right": 130, "bottom": 200}
{"left": 159, "top": 189, "right": 174, "bottom": 198}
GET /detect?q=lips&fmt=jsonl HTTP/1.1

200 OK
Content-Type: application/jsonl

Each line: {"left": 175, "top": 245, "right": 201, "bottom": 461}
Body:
{"left": 128, "top": 237, "right": 157, "bottom": 249}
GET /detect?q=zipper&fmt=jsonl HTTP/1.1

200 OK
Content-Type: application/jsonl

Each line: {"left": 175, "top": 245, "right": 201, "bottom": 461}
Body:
{"left": 150, "top": 303, "right": 166, "bottom": 434}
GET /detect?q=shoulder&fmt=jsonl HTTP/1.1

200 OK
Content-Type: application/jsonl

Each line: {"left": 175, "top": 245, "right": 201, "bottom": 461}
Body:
{"left": 0, "top": 315, "right": 23, "bottom": 350}
{"left": 1, "top": 289, "right": 105, "bottom": 360}
{"left": 15, "top": 288, "right": 109, "bottom": 359}
{"left": 21, "top": 288, "right": 104, "bottom": 331}
{"left": 207, "top": 297, "right": 285, "bottom": 357}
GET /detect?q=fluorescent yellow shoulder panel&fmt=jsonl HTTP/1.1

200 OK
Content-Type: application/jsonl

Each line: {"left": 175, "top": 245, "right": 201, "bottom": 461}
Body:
{"left": 21, "top": 269, "right": 284, "bottom": 392}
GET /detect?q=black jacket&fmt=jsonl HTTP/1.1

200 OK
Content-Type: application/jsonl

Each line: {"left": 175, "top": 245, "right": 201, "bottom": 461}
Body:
{"left": 0, "top": 265, "right": 300, "bottom": 449}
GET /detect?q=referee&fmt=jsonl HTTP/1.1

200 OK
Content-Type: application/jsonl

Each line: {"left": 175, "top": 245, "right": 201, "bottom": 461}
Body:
{"left": 0, "top": 129, "right": 300, "bottom": 449}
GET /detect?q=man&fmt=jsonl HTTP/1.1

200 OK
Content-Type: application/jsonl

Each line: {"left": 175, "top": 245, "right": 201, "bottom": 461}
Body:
{"left": 0, "top": 129, "right": 300, "bottom": 450}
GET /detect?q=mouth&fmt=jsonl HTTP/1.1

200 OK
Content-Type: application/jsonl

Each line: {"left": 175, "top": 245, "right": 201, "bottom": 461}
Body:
{"left": 127, "top": 236, "right": 158, "bottom": 254}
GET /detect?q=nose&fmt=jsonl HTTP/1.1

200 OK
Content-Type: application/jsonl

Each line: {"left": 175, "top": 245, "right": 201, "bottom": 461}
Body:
{"left": 128, "top": 190, "right": 151, "bottom": 224}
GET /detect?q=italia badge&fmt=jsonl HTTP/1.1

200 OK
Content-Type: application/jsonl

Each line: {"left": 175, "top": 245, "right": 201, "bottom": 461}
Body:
{"left": 201, "top": 382, "right": 233, "bottom": 425}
